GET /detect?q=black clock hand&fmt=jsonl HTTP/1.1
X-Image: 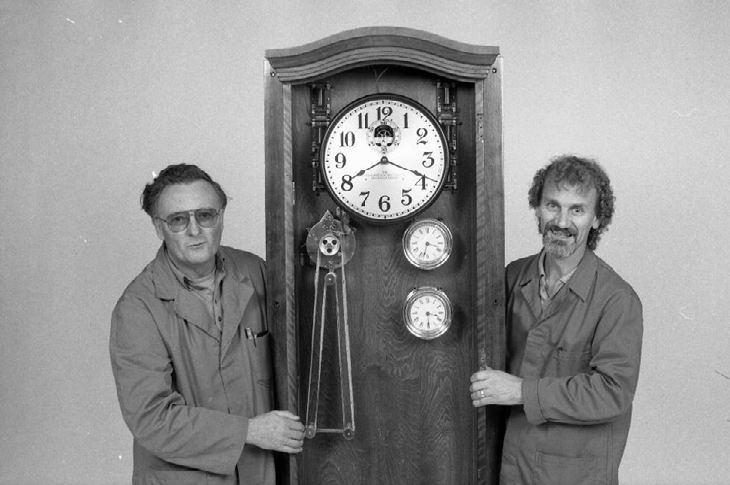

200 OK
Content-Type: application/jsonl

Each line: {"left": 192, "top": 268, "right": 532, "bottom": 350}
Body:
{"left": 384, "top": 158, "right": 439, "bottom": 183}
{"left": 349, "top": 157, "right": 389, "bottom": 179}
{"left": 350, "top": 156, "right": 439, "bottom": 183}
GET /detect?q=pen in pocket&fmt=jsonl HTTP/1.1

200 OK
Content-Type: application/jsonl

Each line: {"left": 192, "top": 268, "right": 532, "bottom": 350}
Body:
{"left": 245, "top": 328, "right": 269, "bottom": 347}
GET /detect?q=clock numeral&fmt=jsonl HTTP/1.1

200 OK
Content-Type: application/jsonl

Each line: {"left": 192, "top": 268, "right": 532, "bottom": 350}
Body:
{"left": 422, "top": 151, "right": 435, "bottom": 168}
{"left": 357, "top": 112, "right": 369, "bottom": 129}
{"left": 340, "top": 131, "right": 355, "bottom": 147}
{"left": 378, "top": 195, "right": 391, "bottom": 213}
{"left": 359, "top": 191, "right": 370, "bottom": 207}
{"left": 376, "top": 106, "right": 392, "bottom": 120}
{"left": 415, "top": 175, "right": 427, "bottom": 190}
{"left": 335, "top": 153, "right": 347, "bottom": 169}
{"left": 403, "top": 113, "right": 409, "bottom": 129}
{"left": 416, "top": 127, "right": 429, "bottom": 145}
{"left": 341, "top": 175, "right": 353, "bottom": 191}
{"left": 401, "top": 189, "right": 413, "bottom": 206}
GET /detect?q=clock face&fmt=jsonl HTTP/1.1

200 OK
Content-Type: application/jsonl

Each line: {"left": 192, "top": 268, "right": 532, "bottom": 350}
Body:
{"left": 402, "top": 219, "right": 453, "bottom": 270}
{"left": 320, "top": 94, "right": 449, "bottom": 222}
{"left": 403, "top": 286, "right": 453, "bottom": 340}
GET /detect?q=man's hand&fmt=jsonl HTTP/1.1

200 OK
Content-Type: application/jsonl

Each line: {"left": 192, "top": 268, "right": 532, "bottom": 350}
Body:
{"left": 469, "top": 368, "right": 523, "bottom": 407}
{"left": 246, "top": 410, "right": 305, "bottom": 454}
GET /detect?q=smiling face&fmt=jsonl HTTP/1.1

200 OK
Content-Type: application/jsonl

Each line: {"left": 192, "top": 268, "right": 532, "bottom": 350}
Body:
{"left": 536, "top": 179, "right": 600, "bottom": 262}
{"left": 153, "top": 180, "right": 225, "bottom": 278}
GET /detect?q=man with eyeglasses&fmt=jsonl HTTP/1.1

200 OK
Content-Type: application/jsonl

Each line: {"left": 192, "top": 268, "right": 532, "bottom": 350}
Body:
{"left": 110, "top": 164, "right": 304, "bottom": 485}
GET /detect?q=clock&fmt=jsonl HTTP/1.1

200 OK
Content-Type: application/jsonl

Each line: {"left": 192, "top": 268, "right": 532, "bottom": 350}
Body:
{"left": 402, "top": 218, "right": 453, "bottom": 270}
{"left": 265, "top": 27, "right": 505, "bottom": 485}
{"left": 320, "top": 94, "right": 449, "bottom": 223}
{"left": 403, "top": 286, "right": 453, "bottom": 340}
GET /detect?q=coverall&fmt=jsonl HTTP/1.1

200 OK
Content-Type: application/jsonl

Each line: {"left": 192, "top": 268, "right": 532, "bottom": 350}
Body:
{"left": 110, "top": 245, "right": 275, "bottom": 485}
{"left": 500, "top": 249, "right": 643, "bottom": 485}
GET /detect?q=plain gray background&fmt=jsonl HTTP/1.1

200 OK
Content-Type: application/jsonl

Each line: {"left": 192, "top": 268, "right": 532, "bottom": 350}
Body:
{"left": 1, "top": 1, "right": 728, "bottom": 484}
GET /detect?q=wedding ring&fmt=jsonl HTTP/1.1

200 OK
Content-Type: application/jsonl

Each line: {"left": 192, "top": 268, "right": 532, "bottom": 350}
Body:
{"left": 479, "top": 390, "right": 484, "bottom": 398}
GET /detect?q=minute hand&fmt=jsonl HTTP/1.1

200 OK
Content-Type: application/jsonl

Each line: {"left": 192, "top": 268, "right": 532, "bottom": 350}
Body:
{"left": 385, "top": 159, "right": 439, "bottom": 183}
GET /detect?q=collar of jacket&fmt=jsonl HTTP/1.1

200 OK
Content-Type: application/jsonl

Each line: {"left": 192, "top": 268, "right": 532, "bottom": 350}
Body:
{"left": 518, "top": 248, "right": 598, "bottom": 319}
{"left": 149, "top": 244, "right": 255, "bottom": 347}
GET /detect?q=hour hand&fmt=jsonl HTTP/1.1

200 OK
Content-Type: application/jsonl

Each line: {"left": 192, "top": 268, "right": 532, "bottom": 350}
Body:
{"left": 350, "top": 157, "right": 387, "bottom": 179}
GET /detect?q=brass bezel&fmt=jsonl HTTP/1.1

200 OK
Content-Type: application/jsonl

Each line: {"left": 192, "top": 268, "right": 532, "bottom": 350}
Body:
{"left": 402, "top": 218, "right": 453, "bottom": 270}
{"left": 403, "top": 286, "right": 453, "bottom": 340}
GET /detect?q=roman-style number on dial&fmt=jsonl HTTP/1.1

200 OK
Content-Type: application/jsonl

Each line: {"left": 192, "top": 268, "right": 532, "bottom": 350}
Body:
{"left": 402, "top": 219, "right": 453, "bottom": 270}
{"left": 403, "top": 287, "right": 453, "bottom": 340}
{"left": 320, "top": 94, "right": 449, "bottom": 222}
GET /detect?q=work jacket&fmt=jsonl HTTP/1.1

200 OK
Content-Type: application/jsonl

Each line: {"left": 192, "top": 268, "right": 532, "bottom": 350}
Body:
{"left": 500, "top": 249, "right": 643, "bottom": 485}
{"left": 110, "top": 245, "right": 275, "bottom": 485}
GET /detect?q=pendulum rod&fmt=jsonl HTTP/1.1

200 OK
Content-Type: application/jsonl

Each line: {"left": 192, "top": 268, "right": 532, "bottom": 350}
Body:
{"left": 304, "top": 245, "right": 356, "bottom": 440}
{"left": 336, "top": 249, "right": 355, "bottom": 439}
{"left": 305, "top": 250, "right": 325, "bottom": 438}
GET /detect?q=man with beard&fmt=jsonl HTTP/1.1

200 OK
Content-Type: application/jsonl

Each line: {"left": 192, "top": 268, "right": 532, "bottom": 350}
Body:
{"left": 470, "top": 155, "right": 643, "bottom": 484}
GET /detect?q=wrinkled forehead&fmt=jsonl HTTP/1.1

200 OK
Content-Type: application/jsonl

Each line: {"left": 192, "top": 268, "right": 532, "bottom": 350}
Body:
{"left": 156, "top": 181, "right": 220, "bottom": 215}
{"left": 544, "top": 173, "right": 596, "bottom": 196}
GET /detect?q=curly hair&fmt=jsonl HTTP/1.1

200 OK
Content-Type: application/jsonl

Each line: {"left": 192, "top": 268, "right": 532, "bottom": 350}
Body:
{"left": 141, "top": 164, "right": 228, "bottom": 217}
{"left": 527, "top": 155, "right": 615, "bottom": 250}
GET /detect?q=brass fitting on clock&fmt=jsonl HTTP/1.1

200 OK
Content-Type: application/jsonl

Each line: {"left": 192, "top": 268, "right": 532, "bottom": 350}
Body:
{"left": 308, "top": 82, "right": 332, "bottom": 193}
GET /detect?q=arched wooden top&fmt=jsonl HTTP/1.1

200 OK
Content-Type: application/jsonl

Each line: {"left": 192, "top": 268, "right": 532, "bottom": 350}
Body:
{"left": 265, "top": 27, "right": 500, "bottom": 83}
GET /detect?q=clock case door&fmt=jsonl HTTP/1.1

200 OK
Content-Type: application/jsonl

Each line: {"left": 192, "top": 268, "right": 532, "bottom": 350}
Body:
{"left": 264, "top": 28, "right": 504, "bottom": 485}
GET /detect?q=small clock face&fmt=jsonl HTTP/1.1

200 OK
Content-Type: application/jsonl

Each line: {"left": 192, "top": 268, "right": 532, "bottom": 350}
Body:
{"left": 320, "top": 94, "right": 449, "bottom": 222}
{"left": 403, "top": 219, "right": 453, "bottom": 270}
{"left": 403, "top": 287, "right": 453, "bottom": 340}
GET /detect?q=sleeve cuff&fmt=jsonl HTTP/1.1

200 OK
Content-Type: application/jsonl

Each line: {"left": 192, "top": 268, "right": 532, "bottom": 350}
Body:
{"left": 522, "top": 379, "right": 547, "bottom": 425}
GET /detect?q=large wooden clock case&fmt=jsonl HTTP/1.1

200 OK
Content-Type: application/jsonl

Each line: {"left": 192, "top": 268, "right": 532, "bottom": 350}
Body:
{"left": 264, "top": 27, "right": 505, "bottom": 485}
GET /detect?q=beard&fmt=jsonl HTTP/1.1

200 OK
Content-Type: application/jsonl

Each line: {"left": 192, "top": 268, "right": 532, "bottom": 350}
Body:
{"left": 542, "top": 225, "right": 578, "bottom": 259}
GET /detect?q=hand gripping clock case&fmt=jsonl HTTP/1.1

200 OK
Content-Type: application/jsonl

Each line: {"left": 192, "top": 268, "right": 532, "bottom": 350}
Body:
{"left": 264, "top": 27, "right": 505, "bottom": 485}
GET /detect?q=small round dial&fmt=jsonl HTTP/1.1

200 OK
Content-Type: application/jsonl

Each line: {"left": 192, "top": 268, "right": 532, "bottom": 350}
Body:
{"left": 320, "top": 94, "right": 449, "bottom": 223}
{"left": 402, "top": 219, "right": 453, "bottom": 270}
{"left": 403, "top": 287, "right": 453, "bottom": 340}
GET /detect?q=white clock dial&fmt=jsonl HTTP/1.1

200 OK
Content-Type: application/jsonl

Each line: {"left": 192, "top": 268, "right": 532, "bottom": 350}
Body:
{"left": 403, "top": 287, "right": 453, "bottom": 340}
{"left": 320, "top": 94, "right": 449, "bottom": 222}
{"left": 403, "top": 219, "right": 453, "bottom": 270}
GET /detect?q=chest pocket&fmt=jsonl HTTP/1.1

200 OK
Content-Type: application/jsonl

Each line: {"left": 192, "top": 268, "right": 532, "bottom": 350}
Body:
{"left": 554, "top": 347, "right": 592, "bottom": 377}
{"left": 245, "top": 332, "right": 273, "bottom": 388}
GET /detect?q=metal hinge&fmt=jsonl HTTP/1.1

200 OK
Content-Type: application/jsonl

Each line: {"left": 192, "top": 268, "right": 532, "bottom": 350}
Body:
{"left": 308, "top": 82, "right": 331, "bottom": 193}
{"left": 437, "top": 81, "right": 460, "bottom": 192}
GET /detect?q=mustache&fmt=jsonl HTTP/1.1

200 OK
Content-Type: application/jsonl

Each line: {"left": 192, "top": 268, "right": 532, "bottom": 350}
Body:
{"left": 543, "top": 224, "right": 576, "bottom": 237}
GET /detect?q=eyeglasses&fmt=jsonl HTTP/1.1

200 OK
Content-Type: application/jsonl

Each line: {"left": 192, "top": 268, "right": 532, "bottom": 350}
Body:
{"left": 155, "top": 208, "right": 221, "bottom": 232}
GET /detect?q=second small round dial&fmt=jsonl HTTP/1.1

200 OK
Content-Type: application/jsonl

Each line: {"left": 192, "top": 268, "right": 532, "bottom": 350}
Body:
{"left": 403, "top": 286, "right": 453, "bottom": 340}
